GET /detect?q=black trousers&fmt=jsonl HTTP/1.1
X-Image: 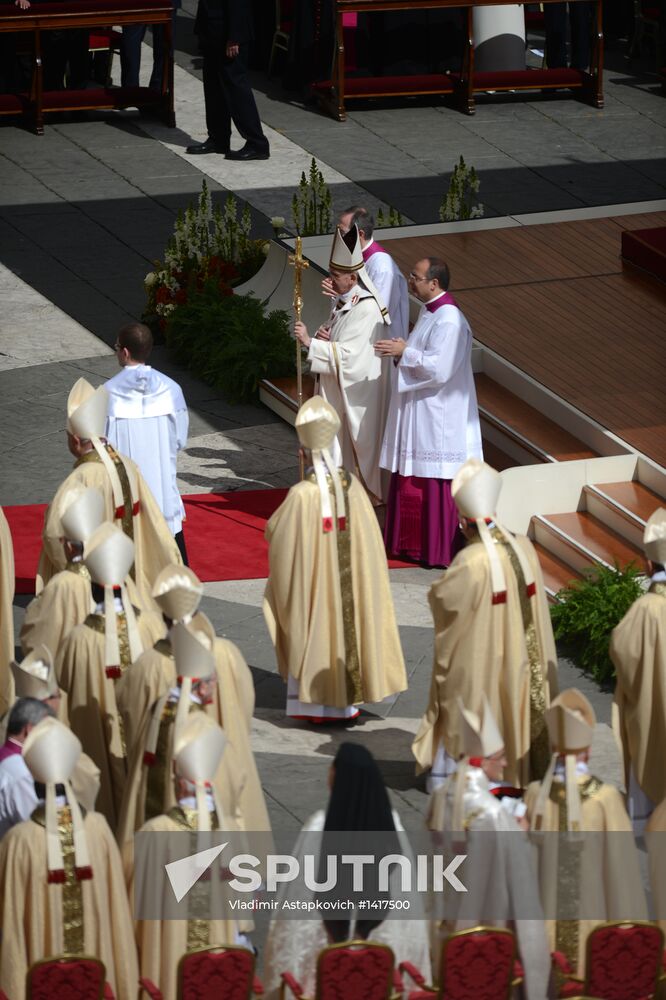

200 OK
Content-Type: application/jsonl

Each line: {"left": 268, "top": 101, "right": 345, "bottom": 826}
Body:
{"left": 544, "top": 2, "right": 594, "bottom": 70}
{"left": 200, "top": 41, "right": 268, "bottom": 152}
{"left": 120, "top": 7, "right": 177, "bottom": 90}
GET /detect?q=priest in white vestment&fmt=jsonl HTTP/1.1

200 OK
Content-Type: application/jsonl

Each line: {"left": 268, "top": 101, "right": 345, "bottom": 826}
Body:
{"left": 105, "top": 322, "right": 189, "bottom": 550}
{"left": 378, "top": 257, "right": 482, "bottom": 566}
{"left": 413, "top": 459, "right": 558, "bottom": 790}
{"left": 425, "top": 696, "right": 550, "bottom": 1000}
{"left": 264, "top": 397, "right": 407, "bottom": 722}
{"left": 295, "top": 225, "right": 391, "bottom": 503}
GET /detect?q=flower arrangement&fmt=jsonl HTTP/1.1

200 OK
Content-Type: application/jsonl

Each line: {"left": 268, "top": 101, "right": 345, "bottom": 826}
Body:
{"left": 439, "top": 156, "right": 484, "bottom": 222}
{"left": 143, "top": 181, "right": 268, "bottom": 332}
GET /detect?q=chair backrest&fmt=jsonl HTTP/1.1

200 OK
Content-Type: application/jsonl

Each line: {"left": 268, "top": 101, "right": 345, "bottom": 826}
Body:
{"left": 584, "top": 921, "right": 664, "bottom": 1000}
{"left": 315, "top": 940, "right": 395, "bottom": 1000}
{"left": 27, "top": 956, "right": 106, "bottom": 1000}
{"left": 439, "top": 927, "right": 516, "bottom": 1000}
{"left": 178, "top": 946, "right": 255, "bottom": 1000}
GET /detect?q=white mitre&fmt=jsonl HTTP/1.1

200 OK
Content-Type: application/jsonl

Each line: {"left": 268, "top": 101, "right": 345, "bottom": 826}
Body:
{"left": 448, "top": 694, "right": 505, "bottom": 833}
{"left": 329, "top": 225, "right": 390, "bottom": 324}
{"left": 60, "top": 486, "right": 106, "bottom": 547}
{"left": 10, "top": 645, "right": 58, "bottom": 701}
{"left": 66, "top": 378, "right": 125, "bottom": 513}
{"left": 171, "top": 613, "right": 216, "bottom": 741}
{"left": 84, "top": 522, "right": 142, "bottom": 675}
{"left": 533, "top": 688, "right": 596, "bottom": 834}
{"left": 23, "top": 717, "right": 91, "bottom": 880}
{"left": 295, "top": 397, "right": 346, "bottom": 534}
{"left": 152, "top": 564, "right": 204, "bottom": 623}
{"left": 452, "top": 458, "right": 535, "bottom": 601}
{"left": 174, "top": 713, "right": 227, "bottom": 831}
{"left": 644, "top": 508, "right": 666, "bottom": 565}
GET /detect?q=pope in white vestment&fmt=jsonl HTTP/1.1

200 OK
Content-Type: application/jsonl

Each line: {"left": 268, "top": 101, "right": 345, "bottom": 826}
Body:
{"left": 105, "top": 323, "right": 189, "bottom": 537}
{"left": 336, "top": 207, "right": 409, "bottom": 343}
{"left": 295, "top": 225, "right": 392, "bottom": 503}
{"left": 378, "top": 258, "right": 482, "bottom": 566}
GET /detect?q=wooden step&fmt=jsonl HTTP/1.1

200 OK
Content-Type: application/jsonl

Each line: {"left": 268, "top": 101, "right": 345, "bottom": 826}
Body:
{"left": 532, "top": 510, "right": 643, "bottom": 574}
{"left": 583, "top": 480, "right": 665, "bottom": 548}
{"left": 532, "top": 541, "right": 583, "bottom": 600}
{"left": 588, "top": 480, "right": 665, "bottom": 521}
{"left": 481, "top": 439, "right": 518, "bottom": 472}
{"left": 475, "top": 373, "right": 598, "bottom": 463}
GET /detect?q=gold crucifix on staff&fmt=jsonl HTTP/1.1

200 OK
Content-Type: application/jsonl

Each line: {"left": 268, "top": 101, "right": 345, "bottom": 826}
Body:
{"left": 289, "top": 236, "right": 309, "bottom": 479}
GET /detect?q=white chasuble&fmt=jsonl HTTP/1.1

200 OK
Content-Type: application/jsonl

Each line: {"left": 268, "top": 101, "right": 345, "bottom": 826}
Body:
{"left": 308, "top": 289, "right": 391, "bottom": 501}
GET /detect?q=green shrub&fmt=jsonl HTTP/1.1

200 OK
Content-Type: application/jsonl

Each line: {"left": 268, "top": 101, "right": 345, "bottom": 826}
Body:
{"left": 550, "top": 562, "right": 645, "bottom": 684}
{"left": 166, "top": 279, "right": 294, "bottom": 404}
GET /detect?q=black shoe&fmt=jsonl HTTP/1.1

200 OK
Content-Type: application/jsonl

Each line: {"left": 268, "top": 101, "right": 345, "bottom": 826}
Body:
{"left": 186, "top": 137, "right": 228, "bottom": 155}
{"left": 225, "top": 143, "right": 270, "bottom": 161}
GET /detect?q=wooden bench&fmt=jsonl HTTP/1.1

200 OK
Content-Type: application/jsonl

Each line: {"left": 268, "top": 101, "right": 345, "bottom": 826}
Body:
{"left": 315, "top": 0, "right": 603, "bottom": 120}
{"left": 0, "top": 0, "right": 175, "bottom": 134}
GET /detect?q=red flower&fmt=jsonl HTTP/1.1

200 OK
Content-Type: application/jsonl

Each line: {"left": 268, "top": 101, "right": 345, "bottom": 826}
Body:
{"left": 174, "top": 288, "right": 188, "bottom": 304}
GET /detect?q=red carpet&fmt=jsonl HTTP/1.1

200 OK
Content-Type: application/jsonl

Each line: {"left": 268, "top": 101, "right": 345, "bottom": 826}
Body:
{"left": 5, "top": 489, "right": 409, "bottom": 594}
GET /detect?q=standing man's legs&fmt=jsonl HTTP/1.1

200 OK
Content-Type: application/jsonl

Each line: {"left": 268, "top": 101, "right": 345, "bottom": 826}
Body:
{"left": 120, "top": 23, "right": 147, "bottom": 86}
{"left": 569, "top": 1, "right": 593, "bottom": 70}
{"left": 219, "top": 45, "right": 270, "bottom": 158}
{"left": 202, "top": 44, "right": 233, "bottom": 149}
{"left": 543, "top": 2, "right": 568, "bottom": 67}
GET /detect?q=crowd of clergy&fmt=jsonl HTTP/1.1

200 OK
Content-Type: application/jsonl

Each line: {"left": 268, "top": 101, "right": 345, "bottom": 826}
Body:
{"left": 0, "top": 218, "right": 664, "bottom": 999}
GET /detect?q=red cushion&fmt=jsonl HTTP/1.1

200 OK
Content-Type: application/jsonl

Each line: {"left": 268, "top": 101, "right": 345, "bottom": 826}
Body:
{"left": 622, "top": 227, "right": 666, "bottom": 284}
{"left": 472, "top": 68, "right": 584, "bottom": 89}
{"left": 0, "top": 0, "right": 170, "bottom": 13}
{"left": 179, "top": 947, "right": 255, "bottom": 1000}
{"left": 88, "top": 27, "right": 121, "bottom": 48}
{"left": 317, "top": 945, "right": 394, "bottom": 1000}
{"left": 28, "top": 957, "right": 106, "bottom": 1000}
{"left": 313, "top": 73, "right": 457, "bottom": 96}
{"left": 312, "top": 67, "right": 583, "bottom": 100}
{"left": 0, "top": 93, "right": 26, "bottom": 113}
{"left": 41, "top": 85, "right": 161, "bottom": 110}
{"left": 641, "top": 4, "right": 659, "bottom": 18}
{"left": 584, "top": 923, "right": 664, "bottom": 1000}
{"left": 441, "top": 931, "right": 515, "bottom": 1000}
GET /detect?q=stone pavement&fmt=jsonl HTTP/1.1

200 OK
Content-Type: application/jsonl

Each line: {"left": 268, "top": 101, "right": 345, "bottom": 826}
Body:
{"left": 0, "top": 20, "right": 655, "bottom": 843}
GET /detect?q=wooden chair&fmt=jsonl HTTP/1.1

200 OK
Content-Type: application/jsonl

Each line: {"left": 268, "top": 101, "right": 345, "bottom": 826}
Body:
{"left": 399, "top": 926, "right": 522, "bottom": 1000}
{"left": 280, "top": 940, "right": 400, "bottom": 1000}
{"left": 629, "top": 0, "right": 661, "bottom": 67}
{"left": 26, "top": 955, "right": 114, "bottom": 999}
{"left": 553, "top": 921, "right": 666, "bottom": 999}
{"left": 88, "top": 27, "right": 121, "bottom": 86}
{"left": 139, "top": 944, "right": 264, "bottom": 1000}
{"left": 268, "top": 0, "right": 292, "bottom": 76}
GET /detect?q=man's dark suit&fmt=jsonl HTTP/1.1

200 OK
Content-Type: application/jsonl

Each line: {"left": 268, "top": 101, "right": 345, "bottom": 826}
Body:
{"left": 194, "top": 0, "right": 269, "bottom": 153}
{"left": 544, "top": 2, "right": 595, "bottom": 70}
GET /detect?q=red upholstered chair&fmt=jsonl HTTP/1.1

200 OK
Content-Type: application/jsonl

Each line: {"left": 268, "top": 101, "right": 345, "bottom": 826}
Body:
{"left": 88, "top": 28, "right": 122, "bottom": 86}
{"left": 26, "top": 955, "right": 113, "bottom": 999}
{"left": 553, "top": 921, "right": 666, "bottom": 1000}
{"left": 139, "top": 945, "right": 264, "bottom": 1000}
{"left": 400, "top": 926, "right": 521, "bottom": 1000}
{"left": 280, "top": 940, "right": 400, "bottom": 1000}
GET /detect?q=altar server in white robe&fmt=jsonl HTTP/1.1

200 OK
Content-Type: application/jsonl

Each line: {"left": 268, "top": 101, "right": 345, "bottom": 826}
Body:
{"left": 377, "top": 257, "right": 482, "bottom": 567}
{"left": 295, "top": 225, "right": 392, "bottom": 503}
{"left": 105, "top": 322, "right": 189, "bottom": 555}
{"left": 337, "top": 206, "right": 409, "bottom": 343}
